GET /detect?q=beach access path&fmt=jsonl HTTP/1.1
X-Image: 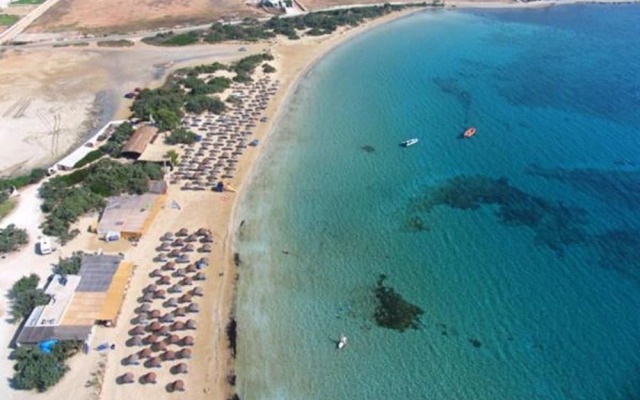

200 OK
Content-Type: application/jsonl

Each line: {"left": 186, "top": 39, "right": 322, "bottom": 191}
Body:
{"left": 0, "top": 0, "right": 63, "bottom": 45}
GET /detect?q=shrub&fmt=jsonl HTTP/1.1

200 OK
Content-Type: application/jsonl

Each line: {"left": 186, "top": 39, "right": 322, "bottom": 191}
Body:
{"left": 0, "top": 224, "right": 28, "bottom": 253}
{"left": 53, "top": 251, "right": 84, "bottom": 275}
{"left": 9, "top": 274, "right": 49, "bottom": 322}
{"left": 73, "top": 149, "right": 104, "bottom": 169}
{"left": 11, "top": 341, "right": 81, "bottom": 392}
{"left": 165, "top": 128, "right": 196, "bottom": 145}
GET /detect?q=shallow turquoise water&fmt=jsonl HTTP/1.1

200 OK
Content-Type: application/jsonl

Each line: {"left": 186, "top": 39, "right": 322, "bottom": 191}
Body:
{"left": 235, "top": 6, "right": 640, "bottom": 399}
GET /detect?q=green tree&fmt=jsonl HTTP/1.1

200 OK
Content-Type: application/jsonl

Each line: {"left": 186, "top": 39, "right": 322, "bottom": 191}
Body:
{"left": 0, "top": 224, "right": 29, "bottom": 253}
{"left": 165, "top": 128, "right": 196, "bottom": 145}
{"left": 12, "top": 346, "right": 69, "bottom": 392}
{"left": 155, "top": 108, "right": 181, "bottom": 132}
{"left": 164, "top": 150, "right": 179, "bottom": 166}
{"left": 9, "top": 274, "right": 49, "bottom": 322}
{"left": 53, "top": 251, "right": 84, "bottom": 275}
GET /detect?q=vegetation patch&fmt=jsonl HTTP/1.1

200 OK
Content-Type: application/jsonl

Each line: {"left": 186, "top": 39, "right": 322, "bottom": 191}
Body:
{"left": 0, "top": 168, "right": 47, "bottom": 192}
{"left": 73, "top": 149, "right": 105, "bottom": 169}
{"left": 373, "top": 274, "right": 424, "bottom": 332}
{"left": 142, "top": 5, "right": 429, "bottom": 46}
{"left": 96, "top": 39, "right": 135, "bottom": 47}
{"left": 0, "top": 224, "right": 28, "bottom": 254}
{"left": 9, "top": 274, "right": 49, "bottom": 322}
{"left": 11, "top": 341, "right": 82, "bottom": 392}
{"left": 0, "top": 197, "right": 17, "bottom": 221}
{"left": 99, "top": 122, "right": 134, "bottom": 157}
{"left": 53, "top": 251, "right": 85, "bottom": 276}
{"left": 9, "top": 0, "right": 45, "bottom": 4}
{"left": 165, "top": 128, "right": 196, "bottom": 145}
{"left": 0, "top": 14, "right": 19, "bottom": 26}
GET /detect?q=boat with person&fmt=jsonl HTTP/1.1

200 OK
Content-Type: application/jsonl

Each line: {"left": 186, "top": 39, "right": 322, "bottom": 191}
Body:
{"left": 401, "top": 138, "right": 419, "bottom": 147}
{"left": 337, "top": 334, "right": 347, "bottom": 349}
{"left": 463, "top": 127, "right": 477, "bottom": 138}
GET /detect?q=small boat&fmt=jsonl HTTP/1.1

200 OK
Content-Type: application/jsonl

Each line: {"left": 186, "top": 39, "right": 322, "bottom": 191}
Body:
{"left": 463, "top": 127, "right": 477, "bottom": 138}
{"left": 337, "top": 334, "right": 347, "bottom": 350}
{"left": 401, "top": 138, "right": 419, "bottom": 147}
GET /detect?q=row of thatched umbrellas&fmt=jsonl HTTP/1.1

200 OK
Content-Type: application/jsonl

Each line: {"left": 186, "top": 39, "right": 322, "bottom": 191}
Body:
{"left": 118, "top": 227, "right": 212, "bottom": 391}
{"left": 170, "top": 76, "right": 279, "bottom": 190}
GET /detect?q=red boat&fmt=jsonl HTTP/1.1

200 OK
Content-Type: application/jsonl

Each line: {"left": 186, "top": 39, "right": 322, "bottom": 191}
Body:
{"left": 463, "top": 127, "right": 477, "bottom": 138}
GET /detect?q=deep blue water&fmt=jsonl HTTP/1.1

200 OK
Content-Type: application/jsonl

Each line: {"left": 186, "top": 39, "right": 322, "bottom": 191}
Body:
{"left": 235, "top": 5, "right": 640, "bottom": 399}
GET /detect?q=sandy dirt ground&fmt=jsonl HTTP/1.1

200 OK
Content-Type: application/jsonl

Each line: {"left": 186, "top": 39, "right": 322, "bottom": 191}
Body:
{"left": 28, "top": 0, "right": 264, "bottom": 34}
{"left": 0, "top": 42, "right": 262, "bottom": 177}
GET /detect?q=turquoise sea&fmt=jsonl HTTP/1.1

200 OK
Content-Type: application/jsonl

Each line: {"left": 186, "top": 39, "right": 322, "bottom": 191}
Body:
{"left": 234, "top": 5, "right": 640, "bottom": 399}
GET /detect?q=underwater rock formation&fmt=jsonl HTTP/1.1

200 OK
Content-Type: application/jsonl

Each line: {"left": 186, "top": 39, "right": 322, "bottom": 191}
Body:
{"left": 373, "top": 274, "right": 424, "bottom": 332}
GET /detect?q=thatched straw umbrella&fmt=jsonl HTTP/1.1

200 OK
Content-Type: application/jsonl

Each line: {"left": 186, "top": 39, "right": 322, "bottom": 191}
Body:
{"left": 186, "top": 234, "right": 198, "bottom": 243}
{"left": 142, "top": 371, "right": 158, "bottom": 383}
{"left": 173, "top": 269, "right": 186, "bottom": 278}
{"left": 173, "top": 362, "right": 188, "bottom": 374}
{"left": 150, "top": 268, "right": 163, "bottom": 278}
{"left": 185, "top": 264, "right": 197, "bottom": 274}
{"left": 163, "top": 261, "right": 176, "bottom": 271}
{"left": 162, "top": 232, "right": 175, "bottom": 241}
{"left": 185, "top": 319, "right": 197, "bottom": 330}
{"left": 176, "top": 255, "right": 190, "bottom": 263}
{"left": 154, "top": 341, "right": 168, "bottom": 352}
{"left": 180, "top": 277, "right": 193, "bottom": 286}
{"left": 157, "top": 243, "right": 170, "bottom": 252}
{"left": 171, "top": 321, "right": 185, "bottom": 331}
{"left": 129, "top": 336, "right": 144, "bottom": 347}
{"left": 145, "top": 334, "right": 159, "bottom": 344}
{"left": 166, "top": 334, "right": 180, "bottom": 344}
{"left": 130, "top": 325, "right": 145, "bottom": 335}
{"left": 191, "top": 287, "right": 203, "bottom": 296}
{"left": 120, "top": 372, "right": 135, "bottom": 384}
{"left": 172, "top": 238, "right": 185, "bottom": 247}
{"left": 168, "top": 249, "right": 182, "bottom": 258}
{"left": 176, "top": 228, "right": 189, "bottom": 237}
{"left": 137, "top": 314, "right": 149, "bottom": 324}
{"left": 149, "top": 310, "right": 162, "bottom": 319}
{"left": 137, "top": 304, "right": 151, "bottom": 313}
{"left": 178, "top": 294, "right": 192, "bottom": 303}
{"left": 158, "top": 276, "right": 172, "bottom": 285}
{"left": 160, "top": 313, "right": 175, "bottom": 323}
{"left": 142, "top": 293, "right": 154, "bottom": 303}
{"left": 168, "top": 284, "right": 183, "bottom": 293}
{"left": 194, "top": 272, "right": 206, "bottom": 281}
{"left": 153, "top": 290, "right": 166, "bottom": 299}
{"left": 156, "top": 326, "right": 169, "bottom": 336}
{"left": 201, "top": 234, "right": 213, "bottom": 243}
{"left": 183, "top": 244, "right": 195, "bottom": 252}
{"left": 187, "top": 303, "right": 200, "bottom": 313}
{"left": 148, "top": 321, "right": 162, "bottom": 331}
{"left": 163, "top": 350, "right": 176, "bottom": 361}
{"left": 144, "top": 284, "right": 157, "bottom": 293}
{"left": 200, "top": 244, "right": 212, "bottom": 252}
{"left": 196, "top": 228, "right": 210, "bottom": 236}
{"left": 139, "top": 347, "right": 153, "bottom": 358}
{"left": 165, "top": 298, "right": 179, "bottom": 308}
{"left": 155, "top": 253, "right": 168, "bottom": 262}
{"left": 173, "top": 307, "right": 186, "bottom": 317}
{"left": 181, "top": 336, "right": 195, "bottom": 346}
{"left": 171, "top": 380, "right": 185, "bottom": 392}
{"left": 125, "top": 354, "right": 140, "bottom": 365}
{"left": 178, "top": 348, "right": 192, "bottom": 359}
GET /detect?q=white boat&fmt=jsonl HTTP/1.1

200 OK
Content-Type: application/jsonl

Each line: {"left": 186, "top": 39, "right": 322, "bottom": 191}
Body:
{"left": 337, "top": 334, "right": 347, "bottom": 349}
{"left": 401, "top": 138, "right": 419, "bottom": 147}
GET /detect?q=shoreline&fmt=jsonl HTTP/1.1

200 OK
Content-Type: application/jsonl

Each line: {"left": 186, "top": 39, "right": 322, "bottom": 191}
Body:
{"left": 222, "top": 6, "right": 425, "bottom": 399}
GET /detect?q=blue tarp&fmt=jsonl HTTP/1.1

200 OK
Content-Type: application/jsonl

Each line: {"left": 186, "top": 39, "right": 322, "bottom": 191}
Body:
{"left": 38, "top": 339, "right": 59, "bottom": 354}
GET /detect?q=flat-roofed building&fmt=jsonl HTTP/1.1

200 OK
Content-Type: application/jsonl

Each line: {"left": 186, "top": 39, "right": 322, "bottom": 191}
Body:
{"left": 16, "top": 254, "right": 133, "bottom": 346}
{"left": 97, "top": 192, "right": 166, "bottom": 240}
